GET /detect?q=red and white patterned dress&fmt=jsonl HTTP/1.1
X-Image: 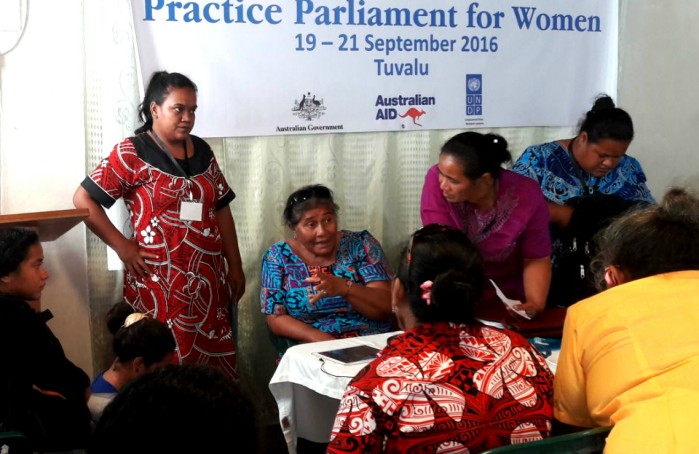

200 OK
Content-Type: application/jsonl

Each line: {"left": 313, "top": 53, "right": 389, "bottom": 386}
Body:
{"left": 82, "top": 133, "right": 237, "bottom": 378}
{"left": 328, "top": 322, "right": 553, "bottom": 453}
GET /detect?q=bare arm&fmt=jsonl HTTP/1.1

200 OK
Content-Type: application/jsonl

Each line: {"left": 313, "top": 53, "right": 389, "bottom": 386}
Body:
{"left": 73, "top": 186, "right": 154, "bottom": 276}
{"left": 513, "top": 256, "right": 551, "bottom": 317}
{"left": 266, "top": 314, "right": 335, "bottom": 343}
{"left": 548, "top": 202, "right": 574, "bottom": 229}
{"left": 216, "top": 205, "right": 246, "bottom": 303}
{"left": 308, "top": 275, "right": 392, "bottom": 321}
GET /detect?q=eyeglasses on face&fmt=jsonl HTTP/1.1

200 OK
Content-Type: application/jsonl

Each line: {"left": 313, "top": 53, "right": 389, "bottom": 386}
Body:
{"left": 287, "top": 185, "right": 332, "bottom": 210}
{"left": 406, "top": 223, "right": 459, "bottom": 270}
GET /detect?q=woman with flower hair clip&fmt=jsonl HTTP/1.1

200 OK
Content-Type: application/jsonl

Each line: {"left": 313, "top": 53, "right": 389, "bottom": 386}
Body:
{"left": 328, "top": 224, "right": 554, "bottom": 453}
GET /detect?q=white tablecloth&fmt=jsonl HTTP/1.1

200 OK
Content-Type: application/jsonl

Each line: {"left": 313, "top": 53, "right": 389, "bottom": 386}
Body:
{"left": 268, "top": 331, "right": 399, "bottom": 454}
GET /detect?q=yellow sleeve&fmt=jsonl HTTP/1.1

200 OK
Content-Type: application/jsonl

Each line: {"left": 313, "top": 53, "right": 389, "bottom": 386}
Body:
{"left": 553, "top": 306, "right": 596, "bottom": 427}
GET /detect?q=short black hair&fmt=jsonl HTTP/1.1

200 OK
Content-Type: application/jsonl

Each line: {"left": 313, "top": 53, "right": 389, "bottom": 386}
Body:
{"left": 90, "top": 363, "right": 257, "bottom": 453}
{"left": 0, "top": 227, "right": 40, "bottom": 278}
{"left": 112, "top": 316, "right": 175, "bottom": 367}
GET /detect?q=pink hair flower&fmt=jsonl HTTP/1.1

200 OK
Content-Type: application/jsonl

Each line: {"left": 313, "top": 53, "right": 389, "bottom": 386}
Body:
{"left": 420, "top": 280, "right": 434, "bottom": 305}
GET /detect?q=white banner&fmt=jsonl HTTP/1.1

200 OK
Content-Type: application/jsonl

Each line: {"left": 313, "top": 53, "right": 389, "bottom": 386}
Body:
{"left": 131, "top": 0, "right": 618, "bottom": 138}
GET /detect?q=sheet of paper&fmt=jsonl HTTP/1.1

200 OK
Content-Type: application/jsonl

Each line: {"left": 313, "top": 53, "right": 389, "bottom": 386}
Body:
{"left": 489, "top": 279, "right": 532, "bottom": 320}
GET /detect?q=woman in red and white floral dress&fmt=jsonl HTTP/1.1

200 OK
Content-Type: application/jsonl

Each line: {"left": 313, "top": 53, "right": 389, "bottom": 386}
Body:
{"left": 328, "top": 224, "right": 553, "bottom": 453}
{"left": 74, "top": 71, "right": 244, "bottom": 378}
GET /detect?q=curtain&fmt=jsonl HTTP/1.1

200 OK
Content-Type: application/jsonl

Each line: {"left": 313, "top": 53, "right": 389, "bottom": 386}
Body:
{"left": 83, "top": 0, "right": 141, "bottom": 379}
{"left": 84, "top": 0, "right": 574, "bottom": 426}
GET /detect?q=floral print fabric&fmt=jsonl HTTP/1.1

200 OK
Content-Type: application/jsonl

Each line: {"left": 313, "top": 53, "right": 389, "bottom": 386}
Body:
{"left": 81, "top": 134, "right": 238, "bottom": 378}
{"left": 328, "top": 322, "right": 553, "bottom": 453}
{"left": 260, "top": 230, "right": 393, "bottom": 346}
{"left": 511, "top": 141, "right": 654, "bottom": 205}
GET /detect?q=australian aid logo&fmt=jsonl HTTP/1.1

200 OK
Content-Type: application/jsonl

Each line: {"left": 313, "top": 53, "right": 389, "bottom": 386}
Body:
{"left": 374, "top": 94, "right": 435, "bottom": 128}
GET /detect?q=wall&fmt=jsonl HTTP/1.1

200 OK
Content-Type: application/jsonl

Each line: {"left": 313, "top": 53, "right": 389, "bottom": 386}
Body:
{"left": 618, "top": 1, "right": 699, "bottom": 196}
{"left": 0, "top": 1, "right": 697, "bottom": 382}
{"left": 0, "top": 1, "right": 93, "bottom": 376}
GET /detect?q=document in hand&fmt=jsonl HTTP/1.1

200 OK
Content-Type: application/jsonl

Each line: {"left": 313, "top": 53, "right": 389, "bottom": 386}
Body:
{"left": 489, "top": 279, "right": 532, "bottom": 320}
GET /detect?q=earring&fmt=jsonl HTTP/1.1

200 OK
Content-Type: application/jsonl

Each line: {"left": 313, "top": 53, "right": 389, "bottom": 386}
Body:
{"left": 293, "top": 232, "right": 297, "bottom": 239}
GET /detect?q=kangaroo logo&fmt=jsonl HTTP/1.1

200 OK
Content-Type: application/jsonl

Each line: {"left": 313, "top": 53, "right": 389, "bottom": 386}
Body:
{"left": 399, "top": 107, "right": 427, "bottom": 126}
{"left": 292, "top": 91, "right": 326, "bottom": 121}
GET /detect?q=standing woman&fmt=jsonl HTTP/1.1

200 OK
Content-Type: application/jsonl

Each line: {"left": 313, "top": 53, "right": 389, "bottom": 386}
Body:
{"left": 74, "top": 71, "right": 244, "bottom": 378}
{"left": 420, "top": 132, "right": 551, "bottom": 321}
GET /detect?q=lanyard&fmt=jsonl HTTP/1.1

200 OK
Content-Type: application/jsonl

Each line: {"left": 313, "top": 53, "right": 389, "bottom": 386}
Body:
{"left": 150, "top": 130, "right": 191, "bottom": 179}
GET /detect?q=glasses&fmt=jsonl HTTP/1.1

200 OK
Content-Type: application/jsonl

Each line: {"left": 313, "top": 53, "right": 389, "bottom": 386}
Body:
{"left": 406, "top": 224, "right": 458, "bottom": 272}
{"left": 287, "top": 185, "right": 332, "bottom": 210}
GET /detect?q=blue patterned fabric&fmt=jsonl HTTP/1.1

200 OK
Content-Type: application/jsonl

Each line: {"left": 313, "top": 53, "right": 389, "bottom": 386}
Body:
{"left": 511, "top": 141, "right": 654, "bottom": 205}
{"left": 260, "top": 230, "right": 393, "bottom": 341}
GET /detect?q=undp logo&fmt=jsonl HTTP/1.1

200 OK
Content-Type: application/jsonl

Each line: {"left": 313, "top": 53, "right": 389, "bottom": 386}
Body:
{"left": 466, "top": 74, "right": 482, "bottom": 116}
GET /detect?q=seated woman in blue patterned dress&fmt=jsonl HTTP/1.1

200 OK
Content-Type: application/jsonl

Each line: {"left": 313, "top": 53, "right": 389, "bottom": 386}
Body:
{"left": 511, "top": 94, "right": 655, "bottom": 307}
{"left": 260, "top": 184, "right": 394, "bottom": 357}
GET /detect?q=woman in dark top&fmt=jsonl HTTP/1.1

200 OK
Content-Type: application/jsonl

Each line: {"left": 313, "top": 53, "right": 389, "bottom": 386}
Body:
{"left": 0, "top": 227, "right": 91, "bottom": 451}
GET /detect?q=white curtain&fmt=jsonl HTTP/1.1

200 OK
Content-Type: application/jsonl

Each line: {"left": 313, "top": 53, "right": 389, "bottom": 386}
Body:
{"left": 84, "top": 0, "right": 574, "bottom": 426}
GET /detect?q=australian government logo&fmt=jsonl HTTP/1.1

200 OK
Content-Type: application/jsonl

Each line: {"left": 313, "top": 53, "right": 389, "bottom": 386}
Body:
{"left": 465, "top": 74, "right": 484, "bottom": 126}
{"left": 275, "top": 91, "right": 344, "bottom": 133}
{"left": 375, "top": 94, "right": 435, "bottom": 128}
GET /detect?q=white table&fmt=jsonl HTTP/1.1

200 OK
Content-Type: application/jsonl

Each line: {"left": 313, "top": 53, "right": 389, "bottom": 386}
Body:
{"left": 268, "top": 331, "right": 399, "bottom": 454}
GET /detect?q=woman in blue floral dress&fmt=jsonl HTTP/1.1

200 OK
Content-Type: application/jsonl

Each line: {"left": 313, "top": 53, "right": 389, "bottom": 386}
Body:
{"left": 260, "top": 184, "right": 394, "bottom": 357}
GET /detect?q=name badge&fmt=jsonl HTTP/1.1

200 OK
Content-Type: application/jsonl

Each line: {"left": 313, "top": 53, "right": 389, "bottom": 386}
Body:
{"left": 180, "top": 200, "right": 203, "bottom": 221}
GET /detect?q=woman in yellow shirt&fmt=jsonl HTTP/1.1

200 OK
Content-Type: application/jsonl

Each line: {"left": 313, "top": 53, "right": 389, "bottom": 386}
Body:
{"left": 554, "top": 187, "right": 699, "bottom": 453}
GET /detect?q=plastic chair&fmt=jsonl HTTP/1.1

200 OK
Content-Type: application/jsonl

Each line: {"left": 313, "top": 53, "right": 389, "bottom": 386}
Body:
{"left": 268, "top": 329, "right": 297, "bottom": 357}
{"left": 0, "top": 431, "right": 31, "bottom": 454}
{"left": 479, "top": 426, "right": 612, "bottom": 454}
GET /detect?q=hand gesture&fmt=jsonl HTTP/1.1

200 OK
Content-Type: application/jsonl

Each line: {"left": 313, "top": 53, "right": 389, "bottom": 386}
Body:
{"left": 306, "top": 274, "right": 346, "bottom": 304}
